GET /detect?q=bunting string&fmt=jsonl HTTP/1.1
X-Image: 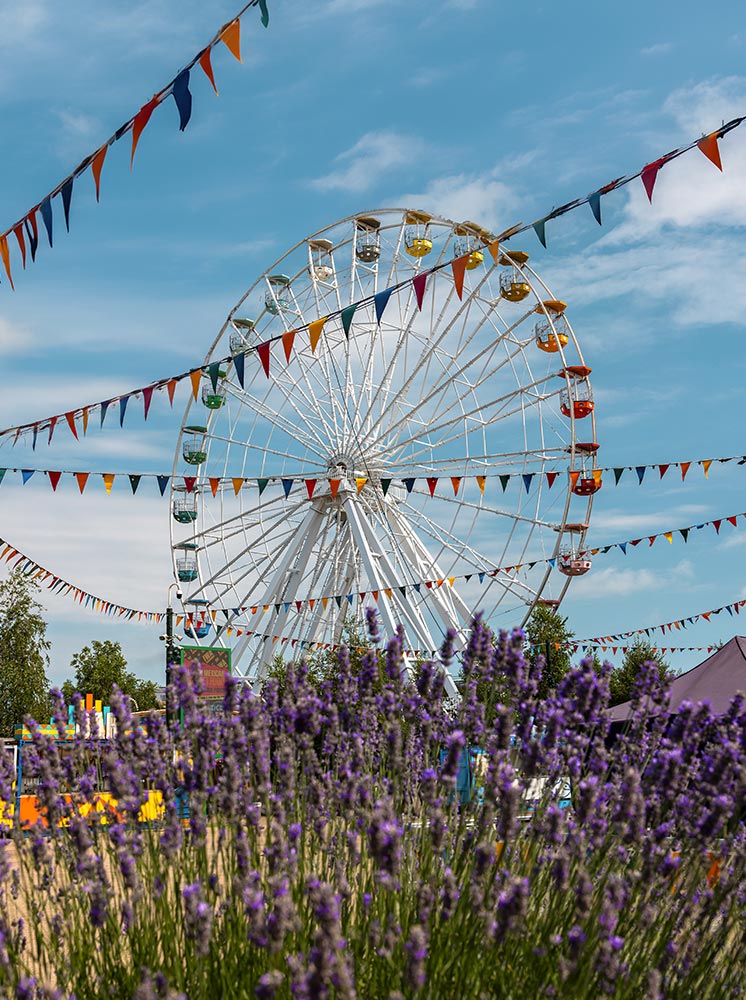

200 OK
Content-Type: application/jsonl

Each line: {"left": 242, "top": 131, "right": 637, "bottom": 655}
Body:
{"left": 575, "top": 592, "right": 746, "bottom": 645}
{"left": 0, "top": 1, "right": 269, "bottom": 292}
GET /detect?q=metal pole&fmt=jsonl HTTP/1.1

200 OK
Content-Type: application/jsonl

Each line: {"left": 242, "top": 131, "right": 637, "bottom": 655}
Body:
{"left": 165, "top": 603, "right": 175, "bottom": 729}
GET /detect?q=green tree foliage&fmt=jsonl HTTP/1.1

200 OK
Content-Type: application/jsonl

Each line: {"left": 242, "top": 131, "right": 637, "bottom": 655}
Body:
{"left": 609, "top": 638, "right": 673, "bottom": 707}
{"left": 62, "top": 640, "right": 160, "bottom": 711}
{"left": 0, "top": 569, "right": 51, "bottom": 735}
{"left": 525, "top": 605, "right": 574, "bottom": 699}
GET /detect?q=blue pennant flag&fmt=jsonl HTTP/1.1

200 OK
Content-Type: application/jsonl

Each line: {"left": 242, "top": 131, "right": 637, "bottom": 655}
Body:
{"left": 172, "top": 69, "right": 192, "bottom": 131}
{"left": 374, "top": 287, "right": 394, "bottom": 324}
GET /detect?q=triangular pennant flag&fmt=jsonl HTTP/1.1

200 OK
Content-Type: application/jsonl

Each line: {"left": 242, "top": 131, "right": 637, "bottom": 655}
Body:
{"left": 371, "top": 591, "right": 378, "bottom": 602}
{"left": 232, "top": 478, "right": 243, "bottom": 496}
{"left": 131, "top": 96, "right": 160, "bottom": 168}
{"left": 664, "top": 531, "right": 673, "bottom": 543}
{"left": 356, "top": 477, "right": 367, "bottom": 494}
{"left": 157, "top": 476, "right": 169, "bottom": 496}
{"left": 648, "top": 535, "right": 657, "bottom": 546}
{"left": 13, "top": 224, "right": 26, "bottom": 269}
{"left": 282, "top": 478, "right": 293, "bottom": 498}
{"left": 209, "top": 478, "right": 220, "bottom": 498}
{"left": 232, "top": 352, "right": 245, "bottom": 389}
{"left": 697, "top": 132, "right": 723, "bottom": 171}
{"left": 499, "top": 475, "right": 510, "bottom": 492}
{"left": 321, "top": 597, "right": 329, "bottom": 611}
{"left": 258, "top": 0, "right": 269, "bottom": 27}
{"left": 47, "top": 416, "right": 57, "bottom": 444}
{"left": 220, "top": 19, "right": 242, "bottom": 62}
{"left": 24, "top": 212, "right": 39, "bottom": 262}
{"left": 40, "top": 197, "right": 53, "bottom": 247}
{"left": 613, "top": 468, "right": 624, "bottom": 485}
{"left": 451, "top": 256, "right": 468, "bottom": 299}
{"left": 184, "top": 477, "right": 197, "bottom": 493}
{"left": 75, "top": 472, "right": 89, "bottom": 494}
{"left": 91, "top": 145, "right": 107, "bottom": 201}
{"left": 166, "top": 380, "right": 177, "bottom": 405}
{"left": 588, "top": 190, "right": 602, "bottom": 226}
{"left": 658, "top": 464, "right": 669, "bottom": 479}
{"left": 702, "top": 459, "right": 712, "bottom": 478}
{"left": 522, "top": 474, "right": 534, "bottom": 494}
{"left": 636, "top": 466, "right": 646, "bottom": 484}
{"left": 680, "top": 461, "right": 690, "bottom": 481}
{"left": 65, "top": 411, "right": 78, "bottom": 440}
{"left": 450, "top": 476, "right": 462, "bottom": 496}
{"left": 305, "top": 479, "right": 317, "bottom": 499}
{"left": 103, "top": 473, "right": 115, "bottom": 496}
{"left": 487, "top": 239, "right": 500, "bottom": 264}
{"left": 476, "top": 476, "right": 486, "bottom": 495}
{"left": 532, "top": 218, "right": 547, "bottom": 248}
{"left": 190, "top": 370, "right": 201, "bottom": 400}
{"left": 329, "top": 479, "right": 341, "bottom": 499}
{"left": 592, "top": 469, "right": 602, "bottom": 486}
{"left": 48, "top": 470, "right": 62, "bottom": 491}
{"left": 257, "top": 478, "right": 269, "bottom": 495}
{"left": 82, "top": 407, "right": 90, "bottom": 435}
{"left": 713, "top": 520, "right": 722, "bottom": 534}
{"left": 119, "top": 396, "right": 129, "bottom": 427}
{"left": 641, "top": 158, "right": 666, "bottom": 202}
{"left": 381, "top": 479, "right": 391, "bottom": 496}
{"left": 208, "top": 360, "right": 221, "bottom": 393}
{"left": 569, "top": 471, "right": 580, "bottom": 491}
{"left": 426, "top": 477, "right": 438, "bottom": 497}
{"left": 374, "top": 288, "right": 393, "bottom": 324}
{"left": 60, "top": 176, "right": 73, "bottom": 232}
{"left": 309, "top": 317, "right": 327, "bottom": 353}
{"left": 172, "top": 69, "right": 192, "bottom": 131}
{"left": 22, "top": 470, "right": 34, "bottom": 484}
{"left": 546, "top": 471, "right": 558, "bottom": 489}
{"left": 341, "top": 304, "right": 356, "bottom": 339}
{"left": 282, "top": 329, "right": 296, "bottom": 363}
{"left": 257, "top": 342, "right": 271, "bottom": 377}
{"left": 727, "top": 515, "right": 738, "bottom": 528}
{"left": 618, "top": 542, "right": 627, "bottom": 555}
{"left": 142, "top": 386, "right": 154, "bottom": 420}
{"left": 129, "top": 475, "right": 141, "bottom": 495}
{"left": 32, "top": 425, "right": 38, "bottom": 450}
{"left": 413, "top": 271, "right": 428, "bottom": 310}
{"left": 0, "top": 235, "right": 14, "bottom": 290}
{"left": 199, "top": 47, "right": 219, "bottom": 94}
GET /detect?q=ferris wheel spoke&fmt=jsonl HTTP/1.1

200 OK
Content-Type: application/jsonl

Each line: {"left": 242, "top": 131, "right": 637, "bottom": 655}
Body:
{"left": 220, "top": 386, "right": 330, "bottom": 461}
{"left": 385, "top": 447, "right": 568, "bottom": 474}
{"left": 402, "top": 490, "right": 557, "bottom": 531}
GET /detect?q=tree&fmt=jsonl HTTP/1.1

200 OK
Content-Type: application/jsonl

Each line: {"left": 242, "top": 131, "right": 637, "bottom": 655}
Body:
{"left": 0, "top": 570, "right": 51, "bottom": 735}
{"left": 609, "top": 638, "right": 673, "bottom": 707}
{"left": 62, "top": 640, "right": 161, "bottom": 711}
{"left": 524, "top": 605, "right": 574, "bottom": 699}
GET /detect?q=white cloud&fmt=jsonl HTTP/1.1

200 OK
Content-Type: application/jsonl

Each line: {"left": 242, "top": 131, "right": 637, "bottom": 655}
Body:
{"left": 0, "top": 316, "right": 33, "bottom": 356}
{"left": 641, "top": 42, "right": 673, "bottom": 57}
{"left": 399, "top": 171, "right": 519, "bottom": 231}
{"left": 570, "top": 559, "right": 695, "bottom": 599}
{"left": 310, "top": 131, "right": 428, "bottom": 194}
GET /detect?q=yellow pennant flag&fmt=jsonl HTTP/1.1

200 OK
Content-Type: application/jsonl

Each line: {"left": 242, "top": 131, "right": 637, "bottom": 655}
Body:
{"left": 356, "top": 477, "right": 367, "bottom": 494}
{"left": 664, "top": 531, "right": 673, "bottom": 543}
{"left": 232, "top": 478, "right": 243, "bottom": 496}
{"left": 702, "top": 459, "right": 712, "bottom": 478}
{"left": 322, "top": 597, "right": 329, "bottom": 611}
{"left": 103, "top": 473, "right": 115, "bottom": 495}
{"left": 476, "top": 475, "right": 486, "bottom": 495}
{"left": 487, "top": 240, "right": 500, "bottom": 264}
{"left": 448, "top": 576, "right": 456, "bottom": 587}
{"left": 309, "top": 317, "right": 327, "bottom": 354}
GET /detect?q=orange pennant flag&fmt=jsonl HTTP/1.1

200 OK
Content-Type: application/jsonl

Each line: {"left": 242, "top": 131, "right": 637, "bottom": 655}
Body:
{"left": 65, "top": 411, "right": 78, "bottom": 440}
{"left": 75, "top": 472, "right": 89, "bottom": 494}
{"left": 697, "top": 132, "right": 723, "bottom": 171}
{"left": 569, "top": 471, "right": 580, "bottom": 491}
{"left": 103, "top": 473, "right": 115, "bottom": 495}
{"left": 487, "top": 240, "right": 500, "bottom": 264}
{"left": 91, "top": 145, "right": 107, "bottom": 201}
{"left": 450, "top": 477, "right": 462, "bottom": 496}
{"left": 309, "top": 317, "right": 327, "bottom": 353}
{"left": 451, "top": 256, "right": 468, "bottom": 300}
{"left": 702, "top": 459, "right": 712, "bottom": 478}
{"left": 167, "top": 379, "right": 177, "bottom": 405}
{"left": 220, "top": 19, "right": 241, "bottom": 62}
{"left": 209, "top": 478, "right": 220, "bottom": 497}
{"left": 476, "top": 475, "right": 486, "bottom": 495}
{"left": 329, "top": 478, "right": 341, "bottom": 499}
{"left": 305, "top": 479, "right": 317, "bottom": 499}
{"left": 385, "top": 588, "right": 393, "bottom": 598}
{"left": 356, "top": 477, "right": 367, "bottom": 494}
{"left": 680, "top": 461, "right": 690, "bottom": 481}
{"left": 190, "top": 370, "right": 201, "bottom": 400}
{"left": 199, "top": 47, "right": 219, "bottom": 94}
{"left": 12, "top": 224, "right": 26, "bottom": 269}
{"left": 0, "top": 235, "right": 14, "bottom": 290}
{"left": 131, "top": 95, "right": 160, "bottom": 168}
{"left": 282, "top": 329, "right": 297, "bottom": 363}
{"left": 448, "top": 576, "right": 456, "bottom": 587}
{"left": 232, "top": 478, "right": 243, "bottom": 496}
{"left": 82, "top": 407, "right": 89, "bottom": 436}
{"left": 322, "top": 597, "right": 329, "bottom": 611}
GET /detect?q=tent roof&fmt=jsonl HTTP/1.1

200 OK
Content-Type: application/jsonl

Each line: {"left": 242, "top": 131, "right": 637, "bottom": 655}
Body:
{"left": 608, "top": 635, "right": 746, "bottom": 721}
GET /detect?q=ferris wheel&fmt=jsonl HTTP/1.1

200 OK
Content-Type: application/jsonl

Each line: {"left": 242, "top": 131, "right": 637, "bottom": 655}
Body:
{"left": 170, "top": 209, "right": 598, "bottom": 691}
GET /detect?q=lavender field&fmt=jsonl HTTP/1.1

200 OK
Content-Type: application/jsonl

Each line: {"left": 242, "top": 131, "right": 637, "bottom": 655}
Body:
{"left": 1, "top": 615, "right": 743, "bottom": 999}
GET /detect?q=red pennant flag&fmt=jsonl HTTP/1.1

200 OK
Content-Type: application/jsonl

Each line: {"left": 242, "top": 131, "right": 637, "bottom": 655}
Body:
{"left": 713, "top": 519, "right": 722, "bottom": 534}
{"left": 48, "top": 471, "right": 62, "bottom": 492}
{"left": 209, "top": 478, "right": 220, "bottom": 497}
{"left": 413, "top": 271, "right": 428, "bottom": 310}
{"left": 199, "top": 47, "right": 219, "bottom": 94}
{"left": 697, "top": 132, "right": 723, "bottom": 171}
{"left": 12, "top": 224, "right": 26, "bottom": 269}
{"left": 220, "top": 19, "right": 242, "bottom": 62}
{"left": 0, "top": 235, "right": 14, "bottom": 290}
{"left": 167, "top": 379, "right": 177, "bottom": 405}
{"left": 75, "top": 472, "right": 89, "bottom": 494}
{"left": 648, "top": 535, "right": 657, "bottom": 546}
{"left": 641, "top": 158, "right": 667, "bottom": 202}
{"left": 451, "top": 257, "right": 468, "bottom": 300}
{"left": 131, "top": 96, "right": 160, "bottom": 168}
{"left": 329, "top": 479, "right": 341, "bottom": 499}
{"left": 47, "top": 416, "right": 57, "bottom": 444}
{"left": 142, "top": 386, "right": 154, "bottom": 419}
{"left": 305, "top": 479, "right": 317, "bottom": 499}
{"left": 658, "top": 464, "right": 669, "bottom": 479}
{"left": 257, "top": 341, "right": 271, "bottom": 377}
{"left": 680, "top": 461, "right": 690, "bottom": 481}
{"left": 282, "top": 329, "right": 296, "bottom": 363}
{"left": 701, "top": 612, "right": 711, "bottom": 622}
{"left": 727, "top": 515, "right": 737, "bottom": 527}
{"left": 426, "top": 477, "right": 438, "bottom": 497}
{"left": 450, "top": 477, "right": 461, "bottom": 496}
{"left": 91, "top": 145, "right": 107, "bottom": 201}
{"left": 65, "top": 411, "right": 78, "bottom": 440}
{"left": 184, "top": 477, "right": 197, "bottom": 493}
{"left": 546, "top": 471, "right": 558, "bottom": 489}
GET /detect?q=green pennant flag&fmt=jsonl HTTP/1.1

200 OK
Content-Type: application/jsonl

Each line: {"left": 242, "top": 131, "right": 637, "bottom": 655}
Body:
{"left": 341, "top": 304, "right": 357, "bottom": 339}
{"left": 381, "top": 479, "right": 391, "bottom": 495}
{"left": 208, "top": 360, "right": 221, "bottom": 392}
{"left": 257, "top": 478, "right": 269, "bottom": 495}
{"left": 613, "top": 468, "right": 624, "bottom": 485}
{"left": 499, "top": 475, "right": 510, "bottom": 491}
{"left": 335, "top": 595, "right": 342, "bottom": 608}
{"left": 680, "top": 528, "right": 689, "bottom": 542}
{"left": 129, "top": 475, "right": 141, "bottom": 495}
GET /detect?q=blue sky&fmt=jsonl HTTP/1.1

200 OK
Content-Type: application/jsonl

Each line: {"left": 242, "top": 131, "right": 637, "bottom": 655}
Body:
{"left": 1, "top": 0, "right": 746, "bottom": 689}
